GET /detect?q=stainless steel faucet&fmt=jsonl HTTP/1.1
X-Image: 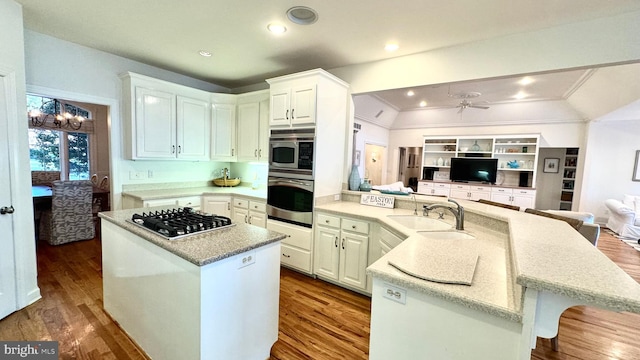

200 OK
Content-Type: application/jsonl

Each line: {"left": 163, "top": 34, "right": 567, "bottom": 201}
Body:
{"left": 423, "top": 198, "right": 465, "bottom": 230}
{"left": 411, "top": 193, "right": 418, "bottom": 215}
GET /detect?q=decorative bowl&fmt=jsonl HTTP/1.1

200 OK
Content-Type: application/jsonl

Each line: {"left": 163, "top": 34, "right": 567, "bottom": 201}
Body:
{"left": 213, "top": 177, "right": 241, "bottom": 187}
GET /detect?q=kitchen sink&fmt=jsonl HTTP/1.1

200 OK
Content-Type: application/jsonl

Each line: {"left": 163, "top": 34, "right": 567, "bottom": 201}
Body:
{"left": 417, "top": 231, "right": 476, "bottom": 241}
{"left": 386, "top": 215, "right": 452, "bottom": 231}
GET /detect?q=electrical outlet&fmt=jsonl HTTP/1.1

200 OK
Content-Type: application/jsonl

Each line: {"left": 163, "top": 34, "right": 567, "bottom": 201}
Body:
{"left": 129, "top": 171, "right": 147, "bottom": 180}
{"left": 148, "top": 170, "right": 154, "bottom": 178}
{"left": 382, "top": 283, "right": 406, "bottom": 304}
{"left": 334, "top": 194, "right": 340, "bottom": 201}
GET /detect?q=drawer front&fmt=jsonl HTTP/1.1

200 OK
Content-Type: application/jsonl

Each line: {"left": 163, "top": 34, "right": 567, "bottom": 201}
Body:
{"left": 433, "top": 183, "right": 451, "bottom": 189}
{"left": 317, "top": 213, "right": 341, "bottom": 228}
{"left": 452, "top": 184, "right": 469, "bottom": 190}
{"left": 267, "top": 219, "right": 313, "bottom": 250}
{"left": 472, "top": 185, "right": 492, "bottom": 192}
{"left": 233, "top": 198, "right": 249, "bottom": 209}
{"left": 379, "top": 226, "right": 404, "bottom": 249}
{"left": 341, "top": 218, "right": 369, "bottom": 235}
{"left": 492, "top": 187, "right": 512, "bottom": 195}
{"left": 280, "top": 244, "right": 312, "bottom": 273}
{"left": 249, "top": 200, "right": 266, "bottom": 213}
{"left": 418, "top": 181, "right": 434, "bottom": 188}
{"left": 177, "top": 196, "right": 201, "bottom": 208}
{"left": 514, "top": 189, "right": 536, "bottom": 196}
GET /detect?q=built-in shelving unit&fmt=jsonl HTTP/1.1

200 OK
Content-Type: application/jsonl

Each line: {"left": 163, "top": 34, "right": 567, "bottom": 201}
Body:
{"left": 421, "top": 134, "right": 540, "bottom": 188}
{"left": 560, "top": 148, "right": 578, "bottom": 210}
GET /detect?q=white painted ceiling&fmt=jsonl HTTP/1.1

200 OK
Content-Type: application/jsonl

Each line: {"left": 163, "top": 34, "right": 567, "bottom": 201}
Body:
{"left": 15, "top": 0, "right": 640, "bottom": 92}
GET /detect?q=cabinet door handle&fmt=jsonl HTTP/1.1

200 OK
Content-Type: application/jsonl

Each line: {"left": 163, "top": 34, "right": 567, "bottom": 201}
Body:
{"left": 352, "top": 225, "right": 356, "bottom": 229}
{"left": 255, "top": 149, "right": 257, "bottom": 157}
{"left": 286, "top": 109, "right": 289, "bottom": 120}
{"left": 334, "top": 236, "right": 338, "bottom": 248}
{"left": 227, "top": 203, "right": 230, "bottom": 211}
{"left": 244, "top": 215, "right": 248, "bottom": 223}
{"left": 258, "top": 149, "right": 262, "bottom": 158}
{"left": 178, "top": 145, "right": 181, "bottom": 154}
{"left": 291, "top": 108, "right": 295, "bottom": 119}
{"left": 172, "top": 145, "right": 176, "bottom": 154}
{"left": 342, "top": 238, "right": 345, "bottom": 250}
{"left": 282, "top": 253, "right": 291, "bottom": 258}
{"left": 232, "top": 149, "right": 234, "bottom": 156}
{"left": 248, "top": 215, "right": 252, "bottom": 224}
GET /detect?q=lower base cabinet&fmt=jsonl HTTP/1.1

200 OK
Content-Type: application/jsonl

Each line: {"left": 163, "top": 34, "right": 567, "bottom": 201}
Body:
{"left": 201, "top": 196, "right": 231, "bottom": 217}
{"left": 490, "top": 188, "right": 536, "bottom": 209}
{"left": 267, "top": 219, "right": 313, "bottom": 274}
{"left": 314, "top": 212, "right": 369, "bottom": 291}
{"left": 232, "top": 198, "right": 266, "bottom": 228}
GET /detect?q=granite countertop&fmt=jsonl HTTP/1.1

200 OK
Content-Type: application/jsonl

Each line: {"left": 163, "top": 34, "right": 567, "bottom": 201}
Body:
{"left": 99, "top": 207, "right": 285, "bottom": 266}
{"left": 121, "top": 185, "right": 267, "bottom": 201}
{"left": 316, "top": 197, "right": 640, "bottom": 322}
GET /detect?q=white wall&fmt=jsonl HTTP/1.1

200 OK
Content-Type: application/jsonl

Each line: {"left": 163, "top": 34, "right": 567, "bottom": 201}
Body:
{"left": 23, "top": 30, "right": 237, "bottom": 209}
{"left": 582, "top": 120, "right": 640, "bottom": 223}
{"left": 354, "top": 119, "right": 390, "bottom": 185}
{"left": 535, "top": 148, "right": 567, "bottom": 210}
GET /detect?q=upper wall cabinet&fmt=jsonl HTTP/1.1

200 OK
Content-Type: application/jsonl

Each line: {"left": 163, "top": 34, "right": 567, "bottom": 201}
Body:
{"left": 121, "top": 72, "right": 211, "bottom": 161}
{"left": 236, "top": 90, "right": 270, "bottom": 162}
{"left": 210, "top": 94, "right": 237, "bottom": 162}
{"left": 267, "top": 69, "right": 350, "bottom": 198}
{"left": 269, "top": 85, "right": 317, "bottom": 127}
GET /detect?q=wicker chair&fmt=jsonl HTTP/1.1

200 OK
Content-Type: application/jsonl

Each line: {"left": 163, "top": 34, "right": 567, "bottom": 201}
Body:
{"left": 39, "top": 180, "right": 95, "bottom": 245}
{"left": 31, "top": 171, "right": 60, "bottom": 185}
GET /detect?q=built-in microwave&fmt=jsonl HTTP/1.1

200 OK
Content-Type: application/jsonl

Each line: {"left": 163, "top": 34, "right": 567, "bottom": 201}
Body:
{"left": 269, "top": 129, "right": 315, "bottom": 177}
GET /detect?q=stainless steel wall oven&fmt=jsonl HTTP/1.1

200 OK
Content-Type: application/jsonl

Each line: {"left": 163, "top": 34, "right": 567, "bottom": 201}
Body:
{"left": 267, "top": 129, "right": 315, "bottom": 228}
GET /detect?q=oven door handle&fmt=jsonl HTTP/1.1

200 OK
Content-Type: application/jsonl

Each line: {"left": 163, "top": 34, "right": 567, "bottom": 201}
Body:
{"left": 268, "top": 178, "right": 311, "bottom": 187}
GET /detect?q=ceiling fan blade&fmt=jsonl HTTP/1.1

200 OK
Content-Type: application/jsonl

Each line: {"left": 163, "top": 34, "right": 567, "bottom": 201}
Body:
{"left": 457, "top": 107, "right": 464, "bottom": 114}
{"left": 469, "top": 105, "right": 490, "bottom": 109}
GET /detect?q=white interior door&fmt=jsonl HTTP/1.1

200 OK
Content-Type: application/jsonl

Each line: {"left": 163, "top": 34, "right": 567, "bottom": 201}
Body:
{"left": 0, "top": 75, "right": 17, "bottom": 319}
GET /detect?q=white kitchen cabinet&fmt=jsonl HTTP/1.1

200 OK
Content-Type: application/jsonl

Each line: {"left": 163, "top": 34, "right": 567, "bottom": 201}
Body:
{"left": 210, "top": 100, "right": 236, "bottom": 161}
{"left": 121, "top": 72, "right": 211, "bottom": 160}
{"left": 232, "top": 197, "right": 266, "bottom": 228}
{"left": 269, "top": 84, "right": 316, "bottom": 127}
{"left": 267, "top": 219, "right": 314, "bottom": 274}
{"left": 236, "top": 94, "right": 270, "bottom": 162}
{"left": 201, "top": 195, "right": 231, "bottom": 217}
{"left": 314, "top": 212, "right": 369, "bottom": 291}
{"left": 417, "top": 181, "right": 451, "bottom": 196}
{"left": 450, "top": 184, "right": 492, "bottom": 201}
{"left": 141, "top": 196, "right": 201, "bottom": 210}
{"left": 491, "top": 187, "right": 536, "bottom": 209}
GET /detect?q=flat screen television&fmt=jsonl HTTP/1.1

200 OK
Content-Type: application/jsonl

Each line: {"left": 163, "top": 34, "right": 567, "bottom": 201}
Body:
{"left": 449, "top": 157, "right": 498, "bottom": 184}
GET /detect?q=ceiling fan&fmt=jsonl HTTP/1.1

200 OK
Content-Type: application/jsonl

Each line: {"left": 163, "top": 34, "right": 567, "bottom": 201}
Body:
{"left": 448, "top": 91, "right": 490, "bottom": 113}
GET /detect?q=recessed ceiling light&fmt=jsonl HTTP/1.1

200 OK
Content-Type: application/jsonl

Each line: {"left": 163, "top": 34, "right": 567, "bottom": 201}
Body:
{"left": 267, "top": 23, "right": 287, "bottom": 34}
{"left": 385, "top": 43, "right": 399, "bottom": 52}
{"left": 513, "top": 91, "right": 528, "bottom": 100}
{"left": 519, "top": 77, "right": 534, "bottom": 86}
{"left": 286, "top": 6, "right": 318, "bottom": 25}
{"left": 406, "top": 90, "right": 415, "bottom": 97}
{"left": 198, "top": 50, "right": 212, "bottom": 57}
{"left": 419, "top": 101, "right": 427, "bottom": 107}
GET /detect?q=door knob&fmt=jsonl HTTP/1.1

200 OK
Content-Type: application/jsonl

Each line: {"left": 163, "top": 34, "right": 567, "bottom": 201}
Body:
{"left": 1, "top": 206, "right": 15, "bottom": 215}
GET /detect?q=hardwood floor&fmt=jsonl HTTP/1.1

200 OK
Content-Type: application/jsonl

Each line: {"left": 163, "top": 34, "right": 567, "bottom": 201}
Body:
{"left": 1, "top": 229, "right": 639, "bottom": 359}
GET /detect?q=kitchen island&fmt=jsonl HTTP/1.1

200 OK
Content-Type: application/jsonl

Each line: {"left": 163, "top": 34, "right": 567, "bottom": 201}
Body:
{"left": 317, "top": 194, "right": 640, "bottom": 360}
{"left": 98, "top": 207, "right": 286, "bottom": 360}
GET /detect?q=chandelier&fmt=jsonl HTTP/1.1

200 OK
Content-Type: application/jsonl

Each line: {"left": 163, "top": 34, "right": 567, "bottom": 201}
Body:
{"left": 28, "top": 98, "right": 85, "bottom": 130}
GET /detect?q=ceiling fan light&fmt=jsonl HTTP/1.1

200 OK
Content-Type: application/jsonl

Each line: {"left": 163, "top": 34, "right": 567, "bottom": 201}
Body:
{"left": 419, "top": 101, "right": 427, "bottom": 107}
{"left": 406, "top": 90, "right": 415, "bottom": 97}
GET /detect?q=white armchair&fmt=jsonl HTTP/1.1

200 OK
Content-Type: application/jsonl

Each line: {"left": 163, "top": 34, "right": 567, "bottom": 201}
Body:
{"left": 605, "top": 196, "right": 640, "bottom": 240}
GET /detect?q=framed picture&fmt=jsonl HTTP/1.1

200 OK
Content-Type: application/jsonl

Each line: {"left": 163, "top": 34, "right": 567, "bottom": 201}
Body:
{"left": 543, "top": 158, "right": 560, "bottom": 173}
{"left": 633, "top": 150, "right": 640, "bottom": 181}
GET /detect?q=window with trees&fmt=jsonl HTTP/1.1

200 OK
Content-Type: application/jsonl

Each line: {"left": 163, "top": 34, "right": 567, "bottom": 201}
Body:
{"left": 27, "top": 95, "right": 92, "bottom": 180}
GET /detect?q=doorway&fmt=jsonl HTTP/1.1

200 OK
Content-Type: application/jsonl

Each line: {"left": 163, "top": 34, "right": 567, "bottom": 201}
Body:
{"left": 364, "top": 143, "right": 386, "bottom": 186}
